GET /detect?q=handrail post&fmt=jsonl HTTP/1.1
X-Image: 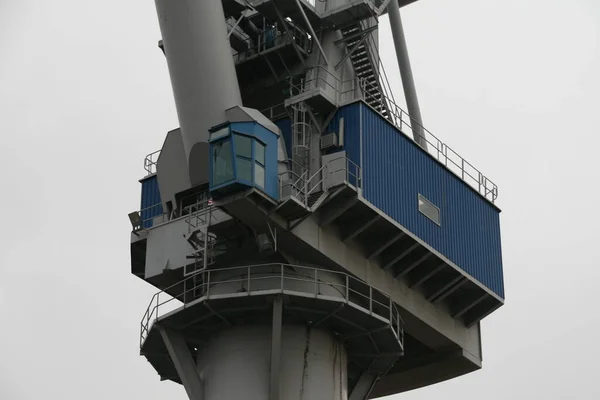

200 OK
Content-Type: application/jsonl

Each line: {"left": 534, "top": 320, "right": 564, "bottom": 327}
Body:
{"left": 156, "top": 293, "right": 160, "bottom": 319}
{"left": 206, "top": 270, "right": 211, "bottom": 298}
{"left": 280, "top": 264, "right": 284, "bottom": 291}
{"left": 345, "top": 275, "right": 349, "bottom": 303}
{"left": 247, "top": 266, "right": 251, "bottom": 295}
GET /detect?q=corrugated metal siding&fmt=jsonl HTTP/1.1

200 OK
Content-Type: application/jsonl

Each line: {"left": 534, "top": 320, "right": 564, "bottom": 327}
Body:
{"left": 253, "top": 124, "right": 280, "bottom": 201}
{"left": 140, "top": 175, "right": 163, "bottom": 229}
{"left": 325, "top": 103, "right": 361, "bottom": 186}
{"left": 274, "top": 118, "right": 292, "bottom": 158}
{"left": 360, "top": 104, "right": 504, "bottom": 298}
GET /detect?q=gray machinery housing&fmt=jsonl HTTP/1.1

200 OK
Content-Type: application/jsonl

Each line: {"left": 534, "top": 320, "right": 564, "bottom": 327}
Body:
{"left": 129, "top": 1, "right": 504, "bottom": 399}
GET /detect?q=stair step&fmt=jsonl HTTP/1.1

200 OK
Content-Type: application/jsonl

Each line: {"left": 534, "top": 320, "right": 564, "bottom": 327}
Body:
{"left": 307, "top": 190, "right": 324, "bottom": 208}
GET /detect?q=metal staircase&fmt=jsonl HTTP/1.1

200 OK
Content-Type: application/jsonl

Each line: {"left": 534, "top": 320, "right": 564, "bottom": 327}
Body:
{"left": 340, "top": 22, "right": 390, "bottom": 118}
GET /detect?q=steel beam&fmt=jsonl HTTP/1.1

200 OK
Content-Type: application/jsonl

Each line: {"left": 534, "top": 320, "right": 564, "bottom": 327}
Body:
{"left": 383, "top": 242, "right": 419, "bottom": 271}
{"left": 159, "top": 326, "right": 204, "bottom": 400}
{"left": 335, "top": 33, "right": 371, "bottom": 71}
{"left": 387, "top": 0, "right": 427, "bottom": 150}
{"left": 227, "top": 14, "right": 245, "bottom": 39}
{"left": 368, "top": 232, "right": 405, "bottom": 260}
{"left": 349, "top": 372, "right": 378, "bottom": 400}
{"left": 396, "top": 252, "right": 434, "bottom": 278}
{"left": 294, "top": 0, "right": 329, "bottom": 65}
{"left": 428, "top": 276, "right": 467, "bottom": 303}
{"left": 270, "top": 296, "right": 283, "bottom": 400}
{"left": 319, "top": 197, "right": 357, "bottom": 226}
{"left": 343, "top": 215, "right": 381, "bottom": 242}
{"left": 273, "top": 3, "right": 307, "bottom": 67}
{"left": 453, "top": 293, "right": 488, "bottom": 319}
{"left": 409, "top": 262, "right": 446, "bottom": 288}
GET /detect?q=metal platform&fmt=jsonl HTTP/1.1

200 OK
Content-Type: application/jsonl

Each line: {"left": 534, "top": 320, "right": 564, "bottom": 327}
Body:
{"left": 140, "top": 264, "right": 404, "bottom": 388}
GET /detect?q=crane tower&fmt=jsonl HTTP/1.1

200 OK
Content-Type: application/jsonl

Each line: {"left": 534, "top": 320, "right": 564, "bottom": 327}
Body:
{"left": 128, "top": 1, "right": 504, "bottom": 399}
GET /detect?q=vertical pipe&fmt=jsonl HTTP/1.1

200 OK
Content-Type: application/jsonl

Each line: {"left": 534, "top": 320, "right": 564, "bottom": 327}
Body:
{"left": 387, "top": 0, "right": 428, "bottom": 150}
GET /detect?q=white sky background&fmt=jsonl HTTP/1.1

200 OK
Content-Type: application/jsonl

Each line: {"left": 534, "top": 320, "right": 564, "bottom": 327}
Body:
{"left": 1, "top": 0, "right": 599, "bottom": 398}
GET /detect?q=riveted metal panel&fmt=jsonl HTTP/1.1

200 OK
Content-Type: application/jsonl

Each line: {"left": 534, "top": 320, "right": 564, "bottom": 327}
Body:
{"left": 140, "top": 175, "right": 163, "bottom": 228}
{"left": 360, "top": 104, "right": 504, "bottom": 298}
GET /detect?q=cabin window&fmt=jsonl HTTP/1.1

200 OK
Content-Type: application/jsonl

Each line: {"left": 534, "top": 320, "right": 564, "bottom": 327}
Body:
{"left": 418, "top": 194, "right": 440, "bottom": 226}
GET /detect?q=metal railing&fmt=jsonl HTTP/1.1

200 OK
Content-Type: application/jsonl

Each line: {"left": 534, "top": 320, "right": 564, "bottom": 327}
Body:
{"left": 144, "top": 150, "right": 160, "bottom": 176}
{"left": 231, "top": 20, "right": 312, "bottom": 64}
{"left": 140, "top": 263, "right": 404, "bottom": 349}
{"left": 261, "top": 102, "right": 288, "bottom": 121}
{"left": 132, "top": 190, "right": 215, "bottom": 232}
{"left": 286, "top": 65, "right": 499, "bottom": 202}
{"left": 137, "top": 203, "right": 168, "bottom": 229}
{"left": 278, "top": 155, "right": 361, "bottom": 209}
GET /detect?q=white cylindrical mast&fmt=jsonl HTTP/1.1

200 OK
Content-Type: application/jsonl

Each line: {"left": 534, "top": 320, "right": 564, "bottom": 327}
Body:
{"left": 154, "top": 0, "right": 243, "bottom": 162}
{"left": 197, "top": 325, "right": 347, "bottom": 400}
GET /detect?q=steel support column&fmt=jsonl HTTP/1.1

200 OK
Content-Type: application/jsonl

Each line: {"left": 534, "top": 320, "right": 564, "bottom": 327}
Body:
{"left": 387, "top": 0, "right": 427, "bottom": 150}
{"left": 270, "top": 296, "right": 283, "bottom": 400}
{"left": 159, "top": 326, "right": 204, "bottom": 400}
{"left": 349, "top": 372, "right": 378, "bottom": 400}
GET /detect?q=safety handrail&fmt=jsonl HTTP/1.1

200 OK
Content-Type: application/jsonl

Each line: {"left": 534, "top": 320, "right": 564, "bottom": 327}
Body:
{"left": 144, "top": 150, "right": 161, "bottom": 176}
{"left": 285, "top": 64, "right": 499, "bottom": 202}
{"left": 232, "top": 19, "right": 311, "bottom": 63}
{"left": 139, "top": 263, "right": 404, "bottom": 348}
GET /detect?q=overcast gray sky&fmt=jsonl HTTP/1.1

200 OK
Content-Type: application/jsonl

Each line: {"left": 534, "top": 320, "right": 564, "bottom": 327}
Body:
{"left": 1, "top": 0, "right": 599, "bottom": 399}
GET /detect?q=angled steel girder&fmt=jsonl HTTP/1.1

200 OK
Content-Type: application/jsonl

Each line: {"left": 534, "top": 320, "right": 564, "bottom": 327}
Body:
{"left": 272, "top": 3, "right": 307, "bottom": 67}
{"left": 343, "top": 215, "right": 381, "bottom": 242}
{"left": 383, "top": 242, "right": 419, "bottom": 271}
{"left": 159, "top": 326, "right": 204, "bottom": 400}
{"left": 335, "top": 26, "right": 378, "bottom": 71}
{"left": 349, "top": 372, "right": 378, "bottom": 400}
{"left": 294, "top": 0, "right": 329, "bottom": 65}
{"left": 428, "top": 276, "right": 467, "bottom": 303}
{"left": 367, "top": 232, "right": 405, "bottom": 261}
{"left": 227, "top": 13, "right": 245, "bottom": 39}
{"left": 396, "top": 252, "right": 434, "bottom": 278}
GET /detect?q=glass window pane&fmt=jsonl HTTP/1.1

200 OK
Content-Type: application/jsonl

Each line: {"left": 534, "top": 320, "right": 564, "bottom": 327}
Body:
{"left": 234, "top": 134, "right": 252, "bottom": 158}
{"left": 212, "top": 140, "right": 234, "bottom": 186}
{"left": 255, "top": 142, "right": 265, "bottom": 165}
{"left": 255, "top": 163, "right": 265, "bottom": 188}
{"left": 210, "top": 126, "right": 229, "bottom": 141}
{"left": 418, "top": 194, "right": 440, "bottom": 225}
{"left": 237, "top": 157, "right": 252, "bottom": 182}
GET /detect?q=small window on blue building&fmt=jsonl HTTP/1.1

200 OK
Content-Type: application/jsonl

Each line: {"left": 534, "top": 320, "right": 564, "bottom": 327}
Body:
{"left": 418, "top": 194, "right": 440, "bottom": 226}
{"left": 255, "top": 141, "right": 266, "bottom": 188}
{"left": 212, "top": 140, "right": 234, "bottom": 186}
{"left": 234, "top": 134, "right": 253, "bottom": 182}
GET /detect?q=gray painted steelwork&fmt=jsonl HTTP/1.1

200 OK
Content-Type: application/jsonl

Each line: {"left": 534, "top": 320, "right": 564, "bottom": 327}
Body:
{"left": 129, "top": 0, "right": 504, "bottom": 398}
{"left": 154, "top": 0, "right": 242, "bottom": 162}
{"left": 387, "top": 0, "right": 427, "bottom": 149}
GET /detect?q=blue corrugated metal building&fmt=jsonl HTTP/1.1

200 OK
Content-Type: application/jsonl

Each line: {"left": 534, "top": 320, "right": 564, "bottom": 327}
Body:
{"left": 140, "top": 174, "right": 163, "bottom": 228}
